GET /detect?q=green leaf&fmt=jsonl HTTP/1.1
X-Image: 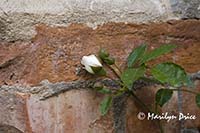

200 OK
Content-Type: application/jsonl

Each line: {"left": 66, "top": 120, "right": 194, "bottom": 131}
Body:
{"left": 120, "top": 66, "right": 146, "bottom": 90}
{"left": 140, "top": 44, "right": 176, "bottom": 64}
{"left": 100, "top": 96, "right": 112, "bottom": 115}
{"left": 99, "top": 48, "right": 109, "bottom": 60}
{"left": 185, "top": 76, "right": 194, "bottom": 88}
{"left": 127, "top": 44, "right": 147, "bottom": 68}
{"left": 156, "top": 89, "right": 173, "bottom": 107}
{"left": 151, "top": 62, "right": 192, "bottom": 87}
{"left": 98, "top": 88, "right": 112, "bottom": 94}
{"left": 196, "top": 94, "right": 200, "bottom": 108}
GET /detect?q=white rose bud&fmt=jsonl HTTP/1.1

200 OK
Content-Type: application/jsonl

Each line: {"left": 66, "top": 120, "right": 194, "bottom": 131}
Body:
{"left": 81, "top": 55, "right": 102, "bottom": 74}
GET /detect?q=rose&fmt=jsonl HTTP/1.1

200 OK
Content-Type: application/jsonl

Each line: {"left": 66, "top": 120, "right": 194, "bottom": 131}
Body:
{"left": 81, "top": 55, "right": 102, "bottom": 74}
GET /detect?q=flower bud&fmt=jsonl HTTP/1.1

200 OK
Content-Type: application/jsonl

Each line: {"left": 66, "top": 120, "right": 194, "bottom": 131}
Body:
{"left": 81, "top": 55, "right": 102, "bottom": 74}
{"left": 104, "top": 57, "right": 115, "bottom": 65}
{"left": 99, "top": 48, "right": 109, "bottom": 59}
{"left": 99, "top": 48, "right": 115, "bottom": 65}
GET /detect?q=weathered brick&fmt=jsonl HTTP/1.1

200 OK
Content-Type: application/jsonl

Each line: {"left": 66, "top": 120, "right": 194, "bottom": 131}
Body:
{"left": 27, "top": 89, "right": 113, "bottom": 133}
{"left": 0, "top": 90, "right": 31, "bottom": 132}
{"left": 0, "top": 20, "right": 200, "bottom": 132}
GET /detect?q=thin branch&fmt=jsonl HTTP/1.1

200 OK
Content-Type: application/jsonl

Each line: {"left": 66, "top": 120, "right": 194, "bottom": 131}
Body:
{"left": 129, "top": 91, "right": 152, "bottom": 112}
{"left": 108, "top": 64, "right": 121, "bottom": 78}
{"left": 171, "top": 88, "right": 198, "bottom": 95}
{"left": 113, "top": 63, "right": 122, "bottom": 75}
{"left": 129, "top": 91, "right": 164, "bottom": 133}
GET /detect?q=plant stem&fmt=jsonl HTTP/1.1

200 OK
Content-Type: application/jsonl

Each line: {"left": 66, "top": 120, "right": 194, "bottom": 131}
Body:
{"left": 157, "top": 120, "right": 164, "bottom": 133}
{"left": 129, "top": 91, "right": 152, "bottom": 112}
{"left": 114, "top": 63, "right": 122, "bottom": 74}
{"left": 107, "top": 62, "right": 166, "bottom": 132}
{"left": 171, "top": 88, "right": 198, "bottom": 95}
{"left": 108, "top": 63, "right": 122, "bottom": 78}
{"left": 129, "top": 91, "right": 164, "bottom": 133}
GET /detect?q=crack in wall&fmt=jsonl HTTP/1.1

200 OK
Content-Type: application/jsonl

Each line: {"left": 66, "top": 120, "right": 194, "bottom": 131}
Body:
{"left": 0, "top": 71, "right": 199, "bottom": 100}
{"left": 0, "top": 71, "right": 199, "bottom": 132}
{"left": 112, "top": 94, "right": 127, "bottom": 133}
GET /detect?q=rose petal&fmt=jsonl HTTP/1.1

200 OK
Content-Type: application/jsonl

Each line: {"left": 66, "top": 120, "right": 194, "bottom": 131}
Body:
{"left": 81, "top": 55, "right": 102, "bottom": 67}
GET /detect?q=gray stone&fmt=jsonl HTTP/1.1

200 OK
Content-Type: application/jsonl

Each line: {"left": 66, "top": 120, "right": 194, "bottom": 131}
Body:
{"left": 0, "top": 0, "right": 199, "bottom": 41}
{"left": 0, "top": 125, "right": 23, "bottom": 133}
{"left": 170, "top": 0, "right": 200, "bottom": 19}
{"left": 0, "top": 0, "right": 172, "bottom": 41}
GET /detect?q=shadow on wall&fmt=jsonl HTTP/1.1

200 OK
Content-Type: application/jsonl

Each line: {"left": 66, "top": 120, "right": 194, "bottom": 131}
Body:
{"left": 0, "top": 125, "right": 23, "bottom": 133}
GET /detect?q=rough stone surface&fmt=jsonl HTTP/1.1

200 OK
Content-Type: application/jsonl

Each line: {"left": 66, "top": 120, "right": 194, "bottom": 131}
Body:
{"left": 0, "top": 125, "right": 23, "bottom": 133}
{"left": 126, "top": 94, "right": 160, "bottom": 133}
{"left": 0, "top": 20, "right": 199, "bottom": 86}
{"left": 170, "top": 0, "right": 200, "bottom": 19}
{"left": 0, "top": 79, "right": 200, "bottom": 133}
{"left": 27, "top": 89, "right": 113, "bottom": 133}
{"left": 0, "top": 89, "right": 31, "bottom": 132}
{"left": 0, "top": 0, "right": 199, "bottom": 41}
{"left": 0, "top": 0, "right": 173, "bottom": 41}
{"left": 0, "top": 84, "right": 114, "bottom": 133}
{"left": 0, "top": 20, "right": 200, "bottom": 132}
{"left": 127, "top": 80, "right": 200, "bottom": 133}
{"left": 0, "top": 1, "right": 200, "bottom": 132}
{"left": 112, "top": 94, "right": 127, "bottom": 133}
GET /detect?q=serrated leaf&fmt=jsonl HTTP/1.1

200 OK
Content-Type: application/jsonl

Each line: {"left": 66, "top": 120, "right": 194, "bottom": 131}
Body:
{"left": 151, "top": 62, "right": 192, "bottom": 87}
{"left": 196, "top": 94, "right": 200, "bottom": 108}
{"left": 140, "top": 44, "right": 176, "bottom": 64}
{"left": 127, "top": 44, "right": 147, "bottom": 68}
{"left": 156, "top": 89, "right": 173, "bottom": 107}
{"left": 120, "top": 66, "right": 145, "bottom": 90}
{"left": 100, "top": 96, "right": 112, "bottom": 115}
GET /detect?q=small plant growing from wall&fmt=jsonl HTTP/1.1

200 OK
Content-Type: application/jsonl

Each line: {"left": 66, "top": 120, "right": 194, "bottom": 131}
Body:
{"left": 81, "top": 44, "right": 200, "bottom": 132}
